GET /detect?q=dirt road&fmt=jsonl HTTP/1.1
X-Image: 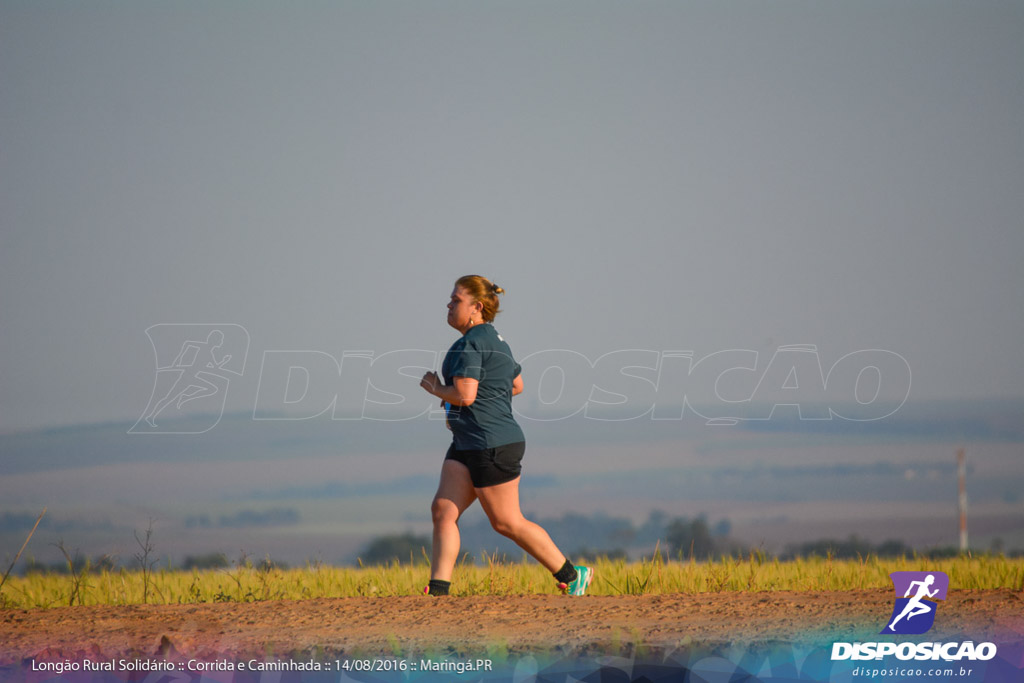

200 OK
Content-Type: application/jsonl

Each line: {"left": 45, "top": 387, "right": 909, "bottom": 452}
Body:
{"left": 2, "top": 589, "right": 1021, "bottom": 668}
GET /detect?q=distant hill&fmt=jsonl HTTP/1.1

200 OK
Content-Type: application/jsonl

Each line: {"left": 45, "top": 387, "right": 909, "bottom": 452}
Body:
{"left": 2, "top": 397, "right": 1021, "bottom": 476}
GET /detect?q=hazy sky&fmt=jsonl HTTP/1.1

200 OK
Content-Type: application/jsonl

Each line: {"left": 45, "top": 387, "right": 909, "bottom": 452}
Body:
{"left": 2, "top": 1, "right": 1022, "bottom": 433}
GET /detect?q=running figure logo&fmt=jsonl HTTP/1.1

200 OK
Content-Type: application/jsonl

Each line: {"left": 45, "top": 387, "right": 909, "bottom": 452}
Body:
{"left": 130, "top": 324, "right": 249, "bottom": 434}
{"left": 881, "top": 571, "right": 949, "bottom": 635}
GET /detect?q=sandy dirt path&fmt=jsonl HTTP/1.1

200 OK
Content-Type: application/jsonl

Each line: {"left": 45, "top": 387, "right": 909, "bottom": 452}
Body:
{"left": 2, "top": 590, "right": 1021, "bottom": 667}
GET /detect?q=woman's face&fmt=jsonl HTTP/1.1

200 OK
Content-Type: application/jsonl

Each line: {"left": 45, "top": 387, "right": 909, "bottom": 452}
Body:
{"left": 447, "top": 285, "right": 482, "bottom": 331}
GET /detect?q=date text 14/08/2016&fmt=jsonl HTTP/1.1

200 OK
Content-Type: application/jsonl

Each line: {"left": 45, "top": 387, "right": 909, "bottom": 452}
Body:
{"left": 339, "top": 658, "right": 494, "bottom": 674}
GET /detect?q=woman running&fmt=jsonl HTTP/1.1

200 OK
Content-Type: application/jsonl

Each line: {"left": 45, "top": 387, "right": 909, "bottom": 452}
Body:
{"left": 419, "top": 274, "right": 593, "bottom": 597}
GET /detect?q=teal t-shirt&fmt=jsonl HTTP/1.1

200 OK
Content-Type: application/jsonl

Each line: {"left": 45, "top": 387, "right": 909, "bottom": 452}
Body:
{"left": 442, "top": 323, "right": 525, "bottom": 450}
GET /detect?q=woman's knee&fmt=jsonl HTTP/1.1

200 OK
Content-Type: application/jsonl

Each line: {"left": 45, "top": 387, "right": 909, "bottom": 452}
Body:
{"left": 489, "top": 514, "right": 525, "bottom": 539}
{"left": 431, "top": 498, "right": 460, "bottom": 526}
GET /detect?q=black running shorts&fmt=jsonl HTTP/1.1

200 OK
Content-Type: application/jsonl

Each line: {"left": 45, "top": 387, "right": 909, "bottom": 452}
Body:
{"left": 444, "top": 441, "right": 525, "bottom": 488}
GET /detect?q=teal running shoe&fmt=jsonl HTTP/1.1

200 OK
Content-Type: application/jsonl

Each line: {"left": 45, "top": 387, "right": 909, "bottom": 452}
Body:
{"left": 559, "top": 565, "right": 593, "bottom": 596}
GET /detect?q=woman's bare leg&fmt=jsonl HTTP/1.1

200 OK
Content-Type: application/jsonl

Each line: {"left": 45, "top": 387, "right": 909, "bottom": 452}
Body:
{"left": 429, "top": 460, "right": 477, "bottom": 581}
{"left": 475, "top": 476, "right": 565, "bottom": 573}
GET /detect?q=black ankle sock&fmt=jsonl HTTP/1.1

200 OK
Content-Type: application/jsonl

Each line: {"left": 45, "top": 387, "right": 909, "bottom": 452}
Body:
{"left": 427, "top": 579, "right": 450, "bottom": 596}
{"left": 553, "top": 560, "right": 577, "bottom": 584}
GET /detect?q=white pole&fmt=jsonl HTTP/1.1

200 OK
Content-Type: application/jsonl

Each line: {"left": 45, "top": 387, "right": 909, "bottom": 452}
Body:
{"left": 957, "top": 448, "right": 968, "bottom": 552}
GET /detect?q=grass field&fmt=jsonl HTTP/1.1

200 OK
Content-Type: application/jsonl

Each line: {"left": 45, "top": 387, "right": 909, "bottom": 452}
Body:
{"left": 2, "top": 552, "right": 1021, "bottom": 609}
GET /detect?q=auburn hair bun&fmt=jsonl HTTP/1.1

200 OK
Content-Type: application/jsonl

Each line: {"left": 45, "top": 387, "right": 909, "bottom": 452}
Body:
{"left": 455, "top": 275, "right": 505, "bottom": 323}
